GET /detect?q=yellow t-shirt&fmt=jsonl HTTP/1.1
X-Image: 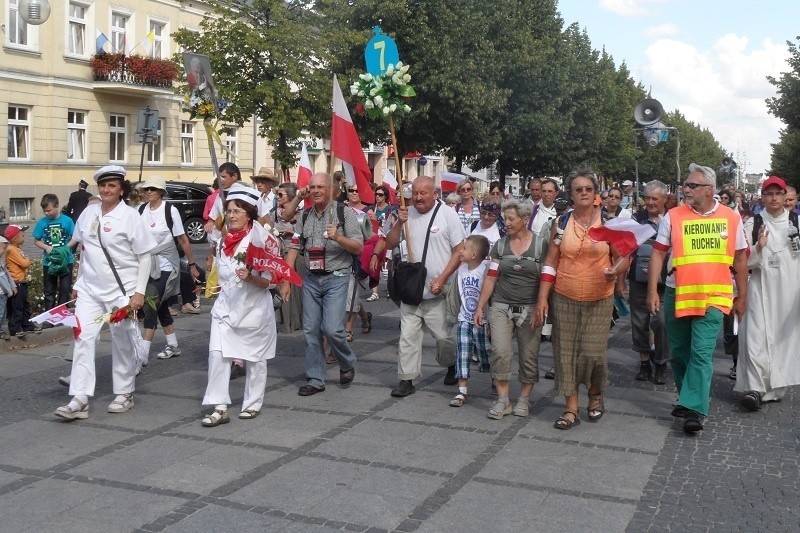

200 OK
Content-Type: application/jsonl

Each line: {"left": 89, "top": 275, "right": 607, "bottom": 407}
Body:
{"left": 5, "top": 245, "right": 31, "bottom": 282}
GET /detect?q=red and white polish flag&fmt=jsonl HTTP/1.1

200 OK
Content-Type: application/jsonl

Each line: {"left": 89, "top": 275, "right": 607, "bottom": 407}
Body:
{"left": 331, "top": 74, "right": 375, "bottom": 204}
{"left": 297, "top": 143, "right": 313, "bottom": 210}
{"left": 381, "top": 168, "right": 398, "bottom": 205}
{"left": 588, "top": 217, "right": 656, "bottom": 257}
{"left": 31, "top": 303, "right": 82, "bottom": 339}
{"left": 245, "top": 223, "right": 303, "bottom": 286}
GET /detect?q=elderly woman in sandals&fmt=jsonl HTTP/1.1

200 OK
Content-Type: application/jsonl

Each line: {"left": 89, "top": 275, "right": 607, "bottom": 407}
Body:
{"left": 200, "top": 183, "right": 277, "bottom": 427}
{"left": 534, "top": 168, "right": 628, "bottom": 430}
{"left": 55, "top": 165, "right": 157, "bottom": 420}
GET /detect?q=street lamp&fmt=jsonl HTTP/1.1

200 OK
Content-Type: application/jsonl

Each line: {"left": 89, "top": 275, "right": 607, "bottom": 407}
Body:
{"left": 18, "top": 0, "right": 51, "bottom": 25}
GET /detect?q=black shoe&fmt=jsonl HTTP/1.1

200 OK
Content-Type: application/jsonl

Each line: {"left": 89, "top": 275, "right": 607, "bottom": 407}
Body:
{"left": 443, "top": 366, "right": 457, "bottom": 385}
{"left": 544, "top": 367, "right": 555, "bottom": 380}
{"left": 671, "top": 405, "right": 690, "bottom": 418}
{"left": 229, "top": 363, "right": 246, "bottom": 380}
{"left": 340, "top": 367, "right": 355, "bottom": 387}
{"left": 298, "top": 384, "right": 325, "bottom": 396}
{"left": 635, "top": 360, "right": 652, "bottom": 381}
{"left": 741, "top": 391, "right": 762, "bottom": 411}
{"left": 652, "top": 363, "right": 667, "bottom": 385}
{"left": 683, "top": 411, "right": 703, "bottom": 433}
{"left": 391, "top": 380, "right": 415, "bottom": 397}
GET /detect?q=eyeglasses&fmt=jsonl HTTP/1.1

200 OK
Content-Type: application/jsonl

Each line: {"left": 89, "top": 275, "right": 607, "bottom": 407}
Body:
{"left": 347, "top": 188, "right": 358, "bottom": 193}
{"left": 573, "top": 186, "right": 594, "bottom": 194}
{"left": 459, "top": 187, "right": 472, "bottom": 192}
{"left": 683, "top": 182, "right": 711, "bottom": 189}
{"left": 225, "top": 208, "right": 247, "bottom": 216}
{"left": 481, "top": 211, "right": 498, "bottom": 218}
{"left": 600, "top": 195, "right": 608, "bottom": 200}
{"left": 375, "top": 192, "right": 385, "bottom": 197}
{"left": 607, "top": 194, "right": 620, "bottom": 199}
{"left": 142, "top": 187, "right": 159, "bottom": 192}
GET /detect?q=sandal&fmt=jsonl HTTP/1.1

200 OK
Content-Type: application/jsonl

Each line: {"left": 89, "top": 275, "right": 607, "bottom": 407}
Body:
{"left": 201, "top": 409, "right": 230, "bottom": 427}
{"left": 107, "top": 394, "right": 134, "bottom": 414}
{"left": 449, "top": 392, "right": 468, "bottom": 407}
{"left": 346, "top": 330, "right": 354, "bottom": 342}
{"left": 487, "top": 399, "right": 512, "bottom": 420}
{"left": 239, "top": 409, "right": 259, "bottom": 419}
{"left": 554, "top": 409, "right": 581, "bottom": 430}
{"left": 55, "top": 398, "right": 88, "bottom": 420}
{"left": 587, "top": 393, "right": 604, "bottom": 422}
{"left": 362, "top": 312, "right": 373, "bottom": 334}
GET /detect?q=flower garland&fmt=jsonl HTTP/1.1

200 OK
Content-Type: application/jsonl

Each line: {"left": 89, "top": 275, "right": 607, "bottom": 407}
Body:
{"left": 183, "top": 88, "right": 229, "bottom": 121}
{"left": 350, "top": 62, "right": 416, "bottom": 119}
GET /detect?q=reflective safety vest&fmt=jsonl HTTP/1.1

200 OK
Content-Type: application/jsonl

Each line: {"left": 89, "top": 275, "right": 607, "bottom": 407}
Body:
{"left": 669, "top": 204, "right": 740, "bottom": 317}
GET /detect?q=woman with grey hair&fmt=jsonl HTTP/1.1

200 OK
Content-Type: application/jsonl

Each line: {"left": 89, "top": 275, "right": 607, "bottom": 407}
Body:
{"left": 445, "top": 193, "right": 460, "bottom": 209}
{"left": 534, "top": 169, "right": 629, "bottom": 429}
{"left": 474, "top": 198, "right": 544, "bottom": 419}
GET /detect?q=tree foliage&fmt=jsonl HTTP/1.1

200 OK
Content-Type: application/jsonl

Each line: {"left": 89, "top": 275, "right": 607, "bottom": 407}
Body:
{"left": 767, "top": 37, "right": 800, "bottom": 186}
{"left": 175, "top": 0, "right": 732, "bottom": 184}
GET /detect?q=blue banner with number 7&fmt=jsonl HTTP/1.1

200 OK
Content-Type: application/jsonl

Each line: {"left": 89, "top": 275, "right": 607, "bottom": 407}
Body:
{"left": 365, "top": 26, "right": 400, "bottom": 76}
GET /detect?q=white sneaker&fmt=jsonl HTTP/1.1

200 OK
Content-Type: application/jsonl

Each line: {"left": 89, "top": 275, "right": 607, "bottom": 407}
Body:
{"left": 157, "top": 345, "right": 182, "bottom": 359}
{"left": 107, "top": 394, "right": 134, "bottom": 413}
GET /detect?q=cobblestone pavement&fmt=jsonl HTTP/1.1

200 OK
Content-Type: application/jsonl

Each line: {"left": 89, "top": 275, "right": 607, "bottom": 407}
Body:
{"left": 0, "top": 291, "right": 796, "bottom": 532}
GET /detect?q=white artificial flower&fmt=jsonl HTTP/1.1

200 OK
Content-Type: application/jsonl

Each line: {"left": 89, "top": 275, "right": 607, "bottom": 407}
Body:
{"left": 389, "top": 103, "right": 397, "bottom": 112}
{"left": 400, "top": 64, "right": 410, "bottom": 74}
{"left": 395, "top": 61, "right": 404, "bottom": 70}
{"left": 365, "top": 99, "right": 375, "bottom": 109}
{"left": 403, "top": 74, "right": 411, "bottom": 82}
{"left": 374, "top": 95, "right": 384, "bottom": 107}
{"left": 357, "top": 90, "right": 365, "bottom": 97}
{"left": 403, "top": 105, "right": 411, "bottom": 113}
{"left": 385, "top": 65, "right": 395, "bottom": 75}
{"left": 392, "top": 73, "right": 403, "bottom": 85}
{"left": 370, "top": 87, "right": 378, "bottom": 96}
{"left": 350, "top": 84, "right": 359, "bottom": 95}
{"left": 383, "top": 106, "right": 391, "bottom": 115}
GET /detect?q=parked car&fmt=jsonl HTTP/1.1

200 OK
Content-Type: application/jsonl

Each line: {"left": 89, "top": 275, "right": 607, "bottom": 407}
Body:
{"left": 165, "top": 181, "right": 212, "bottom": 244}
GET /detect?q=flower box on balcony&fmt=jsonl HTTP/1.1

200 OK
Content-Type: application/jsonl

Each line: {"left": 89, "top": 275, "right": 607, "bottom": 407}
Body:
{"left": 90, "top": 54, "right": 179, "bottom": 88}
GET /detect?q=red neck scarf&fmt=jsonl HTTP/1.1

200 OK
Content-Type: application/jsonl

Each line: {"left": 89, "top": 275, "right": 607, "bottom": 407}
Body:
{"left": 222, "top": 223, "right": 251, "bottom": 257}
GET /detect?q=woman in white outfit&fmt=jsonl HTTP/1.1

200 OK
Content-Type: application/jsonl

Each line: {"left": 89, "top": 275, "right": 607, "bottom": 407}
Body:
{"left": 201, "top": 183, "right": 277, "bottom": 427}
{"left": 55, "top": 165, "right": 157, "bottom": 420}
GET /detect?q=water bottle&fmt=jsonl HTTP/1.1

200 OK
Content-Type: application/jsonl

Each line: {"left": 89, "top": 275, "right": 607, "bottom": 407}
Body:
{"left": 788, "top": 225, "right": 800, "bottom": 255}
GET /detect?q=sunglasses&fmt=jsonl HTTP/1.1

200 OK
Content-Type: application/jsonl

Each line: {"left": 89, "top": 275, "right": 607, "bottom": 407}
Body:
{"left": 460, "top": 187, "right": 472, "bottom": 192}
{"left": 607, "top": 194, "right": 620, "bottom": 199}
{"left": 683, "top": 182, "right": 711, "bottom": 189}
{"left": 573, "top": 186, "right": 594, "bottom": 194}
{"left": 142, "top": 187, "right": 159, "bottom": 192}
{"left": 277, "top": 192, "right": 287, "bottom": 197}
{"left": 347, "top": 188, "right": 358, "bottom": 193}
{"left": 375, "top": 192, "right": 385, "bottom": 196}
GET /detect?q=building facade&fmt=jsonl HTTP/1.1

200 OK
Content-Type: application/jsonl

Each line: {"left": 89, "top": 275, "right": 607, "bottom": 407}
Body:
{"left": 1, "top": 0, "right": 254, "bottom": 221}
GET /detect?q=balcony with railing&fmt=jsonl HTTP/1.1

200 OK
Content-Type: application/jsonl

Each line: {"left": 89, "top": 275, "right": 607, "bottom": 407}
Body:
{"left": 90, "top": 54, "right": 179, "bottom": 96}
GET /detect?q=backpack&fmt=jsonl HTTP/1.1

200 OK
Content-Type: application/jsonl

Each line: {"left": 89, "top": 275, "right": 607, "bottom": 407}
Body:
{"left": 138, "top": 203, "right": 185, "bottom": 257}
{"left": 751, "top": 211, "right": 799, "bottom": 244}
{"left": 301, "top": 202, "right": 368, "bottom": 279}
{"left": 630, "top": 210, "right": 666, "bottom": 285}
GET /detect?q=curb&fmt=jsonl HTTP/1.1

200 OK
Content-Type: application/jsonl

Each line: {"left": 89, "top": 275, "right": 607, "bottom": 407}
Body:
{"left": 0, "top": 327, "right": 72, "bottom": 353}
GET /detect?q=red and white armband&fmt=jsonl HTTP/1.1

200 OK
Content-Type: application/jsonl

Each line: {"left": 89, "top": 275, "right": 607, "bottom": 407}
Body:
{"left": 540, "top": 265, "right": 557, "bottom": 284}
{"left": 487, "top": 262, "right": 499, "bottom": 278}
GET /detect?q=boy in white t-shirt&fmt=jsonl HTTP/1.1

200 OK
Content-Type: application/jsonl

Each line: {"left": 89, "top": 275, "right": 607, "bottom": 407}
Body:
{"left": 449, "top": 235, "right": 491, "bottom": 407}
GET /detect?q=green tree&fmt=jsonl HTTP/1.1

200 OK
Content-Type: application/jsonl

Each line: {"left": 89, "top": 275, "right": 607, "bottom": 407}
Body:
{"left": 173, "top": 0, "right": 330, "bottom": 172}
{"left": 767, "top": 37, "right": 800, "bottom": 185}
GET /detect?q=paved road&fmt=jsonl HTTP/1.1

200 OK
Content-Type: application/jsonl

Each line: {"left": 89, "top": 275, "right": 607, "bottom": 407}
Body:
{"left": 0, "top": 286, "right": 796, "bottom": 532}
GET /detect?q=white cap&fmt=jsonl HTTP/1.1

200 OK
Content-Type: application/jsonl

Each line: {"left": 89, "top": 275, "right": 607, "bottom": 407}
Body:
{"left": 226, "top": 183, "right": 260, "bottom": 206}
{"left": 622, "top": 180, "right": 633, "bottom": 187}
{"left": 94, "top": 165, "right": 127, "bottom": 183}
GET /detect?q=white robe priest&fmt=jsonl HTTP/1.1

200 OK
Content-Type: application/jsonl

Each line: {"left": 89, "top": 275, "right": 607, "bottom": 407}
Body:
{"left": 736, "top": 208, "right": 800, "bottom": 402}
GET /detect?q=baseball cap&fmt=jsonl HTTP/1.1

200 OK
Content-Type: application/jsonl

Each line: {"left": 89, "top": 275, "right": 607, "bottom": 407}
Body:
{"left": 761, "top": 175, "right": 787, "bottom": 193}
{"left": 3, "top": 224, "right": 28, "bottom": 241}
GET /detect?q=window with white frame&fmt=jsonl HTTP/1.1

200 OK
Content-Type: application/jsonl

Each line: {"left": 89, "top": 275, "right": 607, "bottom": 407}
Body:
{"left": 8, "top": 198, "right": 32, "bottom": 221}
{"left": 181, "top": 121, "right": 194, "bottom": 165}
{"left": 111, "top": 12, "right": 130, "bottom": 53}
{"left": 67, "top": 2, "right": 88, "bottom": 56}
{"left": 146, "top": 118, "right": 165, "bottom": 163}
{"left": 148, "top": 20, "right": 166, "bottom": 59}
{"left": 67, "top": 110, "right": 87, "bottom": 162}
{"left": 7, "top": 0, "right": 29, "bottom": 47}
{"left": 7, "top": 105, "right": 30, "bottom": 160}
{"left": 109, "top": 114, "right": 127, "bottom": 162}
{"left": 223, "top": 126, "right": 238, "bottom": 163}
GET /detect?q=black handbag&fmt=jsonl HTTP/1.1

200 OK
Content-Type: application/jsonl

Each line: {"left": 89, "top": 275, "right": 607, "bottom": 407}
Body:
{"left": 388, "top": 203, "right": 441, "bottom": 306}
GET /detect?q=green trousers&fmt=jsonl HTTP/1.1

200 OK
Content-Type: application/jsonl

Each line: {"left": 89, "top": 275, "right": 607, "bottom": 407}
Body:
{"left": 663, "top": 287, "right": 724, "bottom": 416}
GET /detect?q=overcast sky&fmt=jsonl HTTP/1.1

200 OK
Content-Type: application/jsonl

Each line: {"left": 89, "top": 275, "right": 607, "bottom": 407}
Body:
{"left": 557, "top": 0, "right": 797, "bottom": 175}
